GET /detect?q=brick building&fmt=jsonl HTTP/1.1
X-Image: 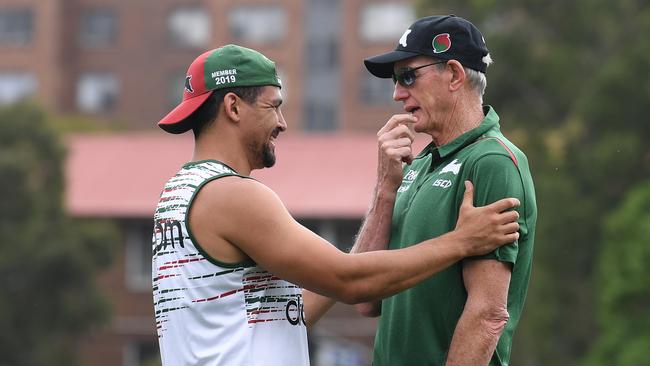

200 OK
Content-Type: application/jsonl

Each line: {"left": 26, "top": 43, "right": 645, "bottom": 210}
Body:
{"left": 0, "top": 0, "right": 414, "bottom": 132}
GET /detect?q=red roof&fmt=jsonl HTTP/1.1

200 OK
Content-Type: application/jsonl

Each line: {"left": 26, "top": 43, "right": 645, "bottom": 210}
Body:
{"left": 65, "top": 132, "right": 429, "bottom": 218}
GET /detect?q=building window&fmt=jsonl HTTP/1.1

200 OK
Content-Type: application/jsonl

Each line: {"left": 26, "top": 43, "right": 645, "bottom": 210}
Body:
{"left": 229, "top": 6, "right": 287, "bottom": 43}
{"left": 124, "top": 340, "right": 160, "bottom": 366}
{"left": 168, "top": 7, "right": 210, "bottom": 48}
{"left": 306, "top": 38, "right": 338, "bottom": 71}
{"left": 79, "top": 8, "right": 118, "bottom": 48}
{"left": 0, "top": 72, "right": 37, "bottom": 106}
{"left": 76, "top": 73, "right": 119, "bottom": 114}
{"left": 304, "top": 102, "right": 337, "bottom": 131}
{"left": 303, "top": 0, "right": 339, "bottom": 131}
{"left": 359, "top": 3, "right": 415, "bottom": 42}
{"left": 125, "top": 221, "right": 154, "bottom": 292}
{"left": 360, "top": 73, "right": 395, "bottom": 104}
{"left": 0, "top": 9, "right": 33, "bottom": 46}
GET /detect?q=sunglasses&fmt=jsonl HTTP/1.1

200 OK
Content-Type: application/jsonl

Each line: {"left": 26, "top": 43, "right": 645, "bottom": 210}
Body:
{"left": 392, "top": 61, "right": 447, "bottom": 87}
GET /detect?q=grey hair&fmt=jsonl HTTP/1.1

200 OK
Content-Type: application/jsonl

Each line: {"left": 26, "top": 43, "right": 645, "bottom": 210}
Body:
{"left": 464, "top": 67, "right": 488, "bottom": 100}
{"left": 432, "top": 55, "right": 492, "bottom": 102}
{"left": 467, "top": 53, "right": 492, "bottom": 101}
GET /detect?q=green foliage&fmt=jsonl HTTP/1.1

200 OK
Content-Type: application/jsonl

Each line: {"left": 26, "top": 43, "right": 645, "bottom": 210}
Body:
{"left": 0, "top": 103, "right": 116, "bottom": 366}
{"left": 142, "top": 355, "right": 163, "bottom": 366}
{"left": 412, "top": 1, "right": 650, "bottom": 364}
{"left": 584, "top": 182, "right": 650, "bottom": 366}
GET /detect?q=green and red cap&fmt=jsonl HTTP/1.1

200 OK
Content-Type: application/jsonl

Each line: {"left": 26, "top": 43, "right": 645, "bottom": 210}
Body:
{"left": 158, "top": 44, "right": 282, "bottom": 134}
{"left": 364, "top": 15, "right": 490, "bottom": 78}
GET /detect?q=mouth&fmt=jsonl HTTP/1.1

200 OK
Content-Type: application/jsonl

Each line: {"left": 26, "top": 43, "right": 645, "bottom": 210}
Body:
{"left": 405, "top": 105, "right": 420, "bottom": 114}
{"left": 269, "top": 129, "right": 281, "bottom": 147}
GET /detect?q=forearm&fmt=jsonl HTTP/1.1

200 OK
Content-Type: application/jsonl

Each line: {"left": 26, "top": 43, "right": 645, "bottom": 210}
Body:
{"left": 302, "top": 188, "right": 396, "bottom": 324}
{"left": 350, "top": 187, "right": 396, "bottom": 254}
{"left": 302, "top": 289, "right": 336, "bottom": 328}
{"left": 445, "top": 307, "right": 508, "bottom": 366}
{"left": 337, "top": 231, "right": 466, "bottom": 304}
{"left": 351, "top": 186, "right": 397, "bottom": 316}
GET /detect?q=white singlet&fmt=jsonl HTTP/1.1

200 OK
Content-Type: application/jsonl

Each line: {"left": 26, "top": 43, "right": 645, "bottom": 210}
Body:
{"left": 152, "top": 160, "right": 310, "bottom": 366}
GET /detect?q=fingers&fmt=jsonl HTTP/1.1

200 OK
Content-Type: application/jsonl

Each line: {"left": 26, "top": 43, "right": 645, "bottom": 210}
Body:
{"left": 501, "top": 222, "right": 520, "bottom": 235}
{"left": 378, "top": 118, "right": 415, "bottom": 165}
{"left": 378, "top": 125, "right": 415, "bottom": 147}
{"left": 486, "top": 197, "right": 520, "bottom": 213}
{"left": 497, "top": 210, "right": 519, "bottom": 225}
{"left": 502, "top": 232, "right": 520, "bottom": 243}
{"left": 377, "top": 114, "right": 417, "bottom": 136}
{"left": 380, "top": 137, "right": 413, "bottom": 149}
{"left": 382, "top": 145, "right": 413, "bottom": 164}
{"left": 460, "top": 180, "right": 475, "bottom": 209}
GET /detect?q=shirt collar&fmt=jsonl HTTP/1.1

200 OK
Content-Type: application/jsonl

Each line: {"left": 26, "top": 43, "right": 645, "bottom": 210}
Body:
{"left": 418, "top": 106, "right": 500, "bottom": 159}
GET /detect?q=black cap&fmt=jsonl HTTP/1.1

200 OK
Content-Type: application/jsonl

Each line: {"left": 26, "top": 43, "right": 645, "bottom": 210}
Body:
{"left": 364, "top": 15, "right": 490, "bottom": 78}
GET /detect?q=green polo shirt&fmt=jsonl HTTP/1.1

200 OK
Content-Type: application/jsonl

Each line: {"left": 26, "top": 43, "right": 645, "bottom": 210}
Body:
{"left": 373, "top": 106, "right": 537, "bottom": 366}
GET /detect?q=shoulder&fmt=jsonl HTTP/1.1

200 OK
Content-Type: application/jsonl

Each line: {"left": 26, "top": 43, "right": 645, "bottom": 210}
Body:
{"left": 196, "top": 175, "right": 284, "bottom": 212}
{"left": 189, "top": 174, "right": 294, "bottom": 240}
{"left": 464, "top": 134, "right": 529, "bottom": 170}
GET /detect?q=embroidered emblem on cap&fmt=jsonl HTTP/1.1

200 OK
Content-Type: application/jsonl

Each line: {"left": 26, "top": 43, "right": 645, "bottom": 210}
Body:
{"left": 399, "top": 29, "right": 411, "bottom": 47}
{"left": 184, "top": 75, "right": 194, "bottom": 93}
{"left": 432, "top": 33, "right": 451, "bottom": 54}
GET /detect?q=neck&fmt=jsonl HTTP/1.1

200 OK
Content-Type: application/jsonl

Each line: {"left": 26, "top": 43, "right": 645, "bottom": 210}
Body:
{"left": 192, "top": 126, "right": 254, "bottom": 176}
{"left": 431, "top": 97, "right": 484, "bottom": 147}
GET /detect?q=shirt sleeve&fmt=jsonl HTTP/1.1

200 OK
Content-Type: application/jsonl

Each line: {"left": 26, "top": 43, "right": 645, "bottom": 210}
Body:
{"left": 467, "top": 153, "right": 525, "bottom": 264}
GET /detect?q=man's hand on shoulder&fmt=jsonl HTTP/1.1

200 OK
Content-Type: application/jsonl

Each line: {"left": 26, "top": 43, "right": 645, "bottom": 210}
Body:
{"left": 454, "top": 180, "right": 520, "bottom": 257}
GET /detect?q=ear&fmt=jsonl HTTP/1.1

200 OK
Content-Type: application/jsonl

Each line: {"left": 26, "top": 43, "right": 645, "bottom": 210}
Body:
{"left": 447, "top": 60, "right": 466, "bottom": 92}
{"left": 223, "top": 92, "right": 241, "bottom": 122}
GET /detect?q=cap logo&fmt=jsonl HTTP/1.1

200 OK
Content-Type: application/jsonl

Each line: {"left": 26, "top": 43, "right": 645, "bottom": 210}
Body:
{"left": 399, "top": 29, "right": 411, "bottom": 47}
{"left": 432, "top": 33, "right": 451, "bottom": 54}
{"left": 184, "top": 75, "right": 194, "bottom": 93}
{"left": 211, "top": 69, "right": 237, "bottom": 86}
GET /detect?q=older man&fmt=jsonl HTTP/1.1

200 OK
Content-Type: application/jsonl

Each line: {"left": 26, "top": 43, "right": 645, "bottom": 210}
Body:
{"left": 355, "top": 15, "right": 537, "bottom": 366}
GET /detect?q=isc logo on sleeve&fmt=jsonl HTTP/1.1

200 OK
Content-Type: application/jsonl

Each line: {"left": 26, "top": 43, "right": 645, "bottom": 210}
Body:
{"left": 432, "top": 179, "right": 453, "bottom": 188}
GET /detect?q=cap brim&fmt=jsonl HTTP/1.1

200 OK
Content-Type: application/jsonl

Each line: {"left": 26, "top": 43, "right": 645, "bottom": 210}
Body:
{"left": 364, "top": 50, "right": 422, "bottom": 78}
{"left": 158, "top": 91, "right": 214, "bottom": 134}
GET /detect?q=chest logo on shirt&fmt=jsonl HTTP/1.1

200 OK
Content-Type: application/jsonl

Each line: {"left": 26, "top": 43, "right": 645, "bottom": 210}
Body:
{"left": 439, "top": 159, "right": 462, "bottom": 175}
{"left": 404, "top": 169, "right": 419, "bottom": 181}
{"left": 398, "top": 169, "right": 419, "bottom": 193}
{"left": 153, "top": 220, "right": 185, "bottom": 256}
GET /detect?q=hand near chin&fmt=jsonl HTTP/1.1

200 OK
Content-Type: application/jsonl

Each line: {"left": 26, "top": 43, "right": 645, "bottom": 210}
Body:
{"left": 376, "top": 114, "right": 417, "bottom": 192}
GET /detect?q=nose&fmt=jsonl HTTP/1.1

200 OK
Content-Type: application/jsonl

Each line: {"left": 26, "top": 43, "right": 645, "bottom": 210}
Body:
{"left": 393, "top": 83, "right": 409, "bottom": 102}
{"left": 277, "top": 108, "right": 287, "bottom": 132}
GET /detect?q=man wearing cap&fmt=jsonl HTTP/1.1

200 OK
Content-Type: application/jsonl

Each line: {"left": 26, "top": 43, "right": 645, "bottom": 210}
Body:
{"left": 355, "top": 15, "right": 537, "bottom": 365}
{"left": 152, "top": 44, "right": 522, "bottom": 365}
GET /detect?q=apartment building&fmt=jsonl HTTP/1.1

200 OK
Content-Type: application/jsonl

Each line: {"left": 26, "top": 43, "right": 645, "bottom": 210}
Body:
{"left": 0, "top": 0, "right": 413, "bottom": 131}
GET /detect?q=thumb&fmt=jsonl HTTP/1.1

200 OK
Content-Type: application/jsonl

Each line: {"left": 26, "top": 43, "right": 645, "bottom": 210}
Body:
{"left": 461, "top": 180, "right": 475, "bottom": 209}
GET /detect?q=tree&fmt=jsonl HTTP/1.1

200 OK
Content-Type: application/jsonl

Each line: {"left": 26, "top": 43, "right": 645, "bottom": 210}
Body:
{"left": 584, "top": 182, "right": 650, "bottom": 366}
{"left": 0, "top": 103, "right": 115, "bottom": 366}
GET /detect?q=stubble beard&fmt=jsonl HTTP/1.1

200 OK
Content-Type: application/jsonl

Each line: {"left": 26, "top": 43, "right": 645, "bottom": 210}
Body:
{"left": 262, "top": 142, "right": 276, "bottom": 168}
{"left": 249, "top": 139, "right": 276, "bottom": 169}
